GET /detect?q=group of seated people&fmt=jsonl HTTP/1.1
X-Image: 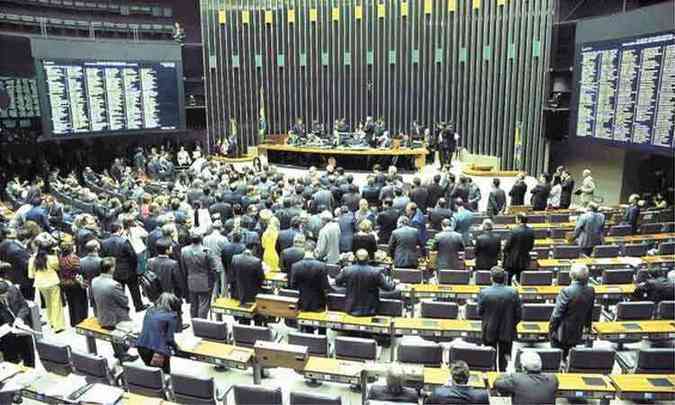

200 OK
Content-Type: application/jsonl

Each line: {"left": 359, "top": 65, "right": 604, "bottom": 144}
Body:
{"left": 0, "top": 151, "right": 673, "bottom": 404}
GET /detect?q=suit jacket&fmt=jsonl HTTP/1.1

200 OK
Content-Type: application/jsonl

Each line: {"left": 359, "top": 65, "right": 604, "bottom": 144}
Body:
{"left": 180, "top": 243, "right": 217, "bottom": 293}
{"left": 79, "top": 254, "right": 103, "bottom": 284}
{"left": 101, "top": 235, "right": 138, "bottom": 280}
{"left": 377, "top": 208, "right": 400, "bottom": 243}
{"left": 277, "top": 228, "right": 301, "bottom": 253}
{"left": 0, "top": 240, "right": 30, "bottom": 287}
{"left": 336, "top": 264, "right": 395, "bottom": 316}
{"left": 623, "top": 205, "right": 640, "bottom": 235}
{"left": 633, "top": 277, "right": 675, "bottom": 303}
{"left": 530, "top": 183, "right": 551, "bottom": 211}
{"left": 146, "top": 228, "right": 163, "bottom": 258}
{"left": 549, "top": 281, "right": 595, "bottom": 347}
{"left": 574, "top": 211, "right": 605, "bottom": 249}
{"left": 503, "top": 225, "right": 534, "bottom": 270}
{"left": 411, "top": 186, "right": 430, "bottom": 212}
{"left": 74, "top": 228, "right": 98, "bottom": 257}
{"left": 135, "top": 308, "right": 177, "bottom": 356}
{"left": 209, "top": 202, "right": 233, "bottom": 222}
{"left": 312, "top": 189, "right": 335, "bottom": 212}
{"left": 91, "top": 273, "right": 131, "bottom": 328}
{"left": 426, "top": 183, "right": 445, "bottom": 209}
{"left": 560, "top": 177, "right": 575, "bottom": 209}
{"left": 411, "top": 209, "right": 429, "bottom": 246}
{"left": 389, "top": 226, "right": 422, "bottom": 268}
{"left": 147, "top": 255, "right": 184, "bottom": 298}
{"left": 474, "top": 231, "right": 501, "bottom": 270}
{"left": 487, "top": 188, "right": 506, "bottom": 217}
{"left": 338, "top": 213, "right": 356, "bottom": 253}
{"left": 281, "top": 247, "right": 305, "bottom": 273}
{"left": 429, "top": 208, "right": 453, "bottom": 231}
{"left": 451, "top": 210, "right": 474, "bottom": 245}
{"left": 367, "top": 385, "right": 418, "bottom": 403}
{"left": 509, "top": 181, "right": 528, "bottom": 206}
{"left": 478, "top": 283, "right": 521, "bottom": 343}
{"left": 352, "top": 232, "right": 377, "bottom": 260}
{"left": 493, "top": 372, "right": 558, "bottom": 405}
{"left": 232, "top": 253, "right": 264, "bottom": 304}
{"left": 221, "top": 241, "right": 246, "bottom": 297}
{"left": 425, "top": 385, "right": 489, "bottom": 404}
{"left": 0, "top": 282, "right": 31, "bottom": 326}
{"left": 432, "top": 231, "right": 464, "bottom": 270}
{"left": 361, "top": 185, "right": 381, "bottom": 207}
{"left": 315, "top": 221, "right": 341, "bottom": 265}
{"left": 289, "top": 258, "right": 329, "bottom": 311}
{"left": 203, "top": 231, "right": 228, "bottom": 273}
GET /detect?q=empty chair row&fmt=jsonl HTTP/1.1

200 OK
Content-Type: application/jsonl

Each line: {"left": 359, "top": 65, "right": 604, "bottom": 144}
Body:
{"left": 434, "top": 268, "right": 637, "bottom": 286}
{"left": 421, "top": 301, "right": 603, "bottom": 322}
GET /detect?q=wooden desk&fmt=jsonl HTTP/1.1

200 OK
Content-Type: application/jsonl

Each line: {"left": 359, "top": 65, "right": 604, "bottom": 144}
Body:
{"left": 533, "top": 233, "right": 675, "bottom": 247}
{"left": 611, "top": 374, "right": 675, "bottom": 401}
{"left": 422, "top": 368, "right": 486, "bottom": 389}
{"left": 486, "top": 372, "right": 615, "bottom": 400}
{"left": 393, "top": 318, "right": 482, "bottom": 339}
{"left": 211, "top": 298, "right": 257, "bottom": 319}
{"left": 593, "top": 320, "right": 675, "bottom": 340}
{"left": 175, "top": 340, "right": 254, "bottom": 370}
{"left": 517, "top": 284, "right": 635, "bottom": 301}
{"left": 297, "top": 311, "right": 392, "bottom": 334}
{"left": 300, "top": 356, "right": 365, "bottom": 385}
{"left": 406, "top": 284, "right": 482, "bottom": 300}
{"left": 75, "top": 317, "right": 134, "bottom": 354}
{"left": 537, "top": 257, "right": 642, "bottom": 271}
{"left": 641, "top": 255, "right": 675, "bottom": 267}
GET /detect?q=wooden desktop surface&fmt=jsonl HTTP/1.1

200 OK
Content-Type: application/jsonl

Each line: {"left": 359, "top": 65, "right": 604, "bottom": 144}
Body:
{"left": 486, "top": 372, "right": 615, "bottom": 394}
{"left": 423, "top": 368, "right": 486, "bottom": 388}
{"left": 257, "top": 143, "right": 428, "bottom": 157}
{"left": 593, "top": 320, "right": 675, "bottom": 335}
{"left": 610, "top": 374, "right": 675, "bottom": 393}
{"left": 212, "top": 298, "right": 257, "bottom": 315}
{"left": 181, "top": 340, "right": 254, "bottom": 364}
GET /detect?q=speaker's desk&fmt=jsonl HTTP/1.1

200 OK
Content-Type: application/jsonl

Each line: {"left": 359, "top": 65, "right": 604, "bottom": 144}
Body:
{"left": 486, "top": 372, "right": 616, "bottom": 400}
{"left": 592, "top": 320, "right": 675, "bottom": 340}
{"left": 611, "top": 374, "right": 675, "bottom": 401}
{"left": 211, "top": 298, "right": 257, "bottom": 319}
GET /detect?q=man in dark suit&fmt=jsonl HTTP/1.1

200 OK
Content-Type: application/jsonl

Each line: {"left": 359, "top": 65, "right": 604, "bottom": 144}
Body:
{"left": 281, "top": 234, "right": 306, "bottom": 274}
{"left": 290, "top": 242, "right": 330, "bottom": 332}
{"left": 429, "top": 198, "right": 454, "bottom": 231}
{"left": 335, "top": 249, "right": 396, "bottom": 316}
{"left": 503, "top": 213, "right": 535, "bottom": 284}
{"left": 91, "top": 257, "right": 137, "bottom": 362}
{"left": 477, "top": 266, "right": 522, "bottom": 371}
{"left": 508, "top": 173, "right": 528, "bottom": 206}
{"left": 0, "top": 228, "right": 33, "bottom": 300}
{"left": 474, "top": 219, "right": 501, "bottom": 270}
{"left": 231, "top": 249, "right": 264, "bottom": 305}
{"left": 180, "top": 230, "right": 218, "bottom": 319}
{"left": 549, "top": 263, "right": 595, "bottom": 360}
{"left": 530, "top": 174, "right": 551, "bottom": 211}
{"left": 222, "top": 232, "right": 246, "bottom": 298}
{"left": 437, "top": 121, "right": 457, "bottom": 168}
{"left": 376, "top": 199, "right": 400, "bottom": 244}
{"left": 337, "top": 206, "right": 356, "bottom": 253}
{"left": 367, "top": 366, "right": 419, "bottom": 403}
{"left": 277, "top": 217, "right": 303, "bottom": 253}
{"left": 410, "top": 177, "right": 429, "bottom": 213}
{"left": 361, "top": 177, "right": 382, "bottom": 208}
{"left": 0, "top": 274, "right": 35, "bottom": 367}
{"left": 493, "top": 351, "right": 558, "bottom": 405}
{"left": 147, "top": 240, "right": 184, "bottom": 298}
{"left": 486, "top": 178, "right": 506, "bottom": 218}
{"left": 426, "top": 175, "right": 446, "bottom": 210}
{"left": 101, "top": 222, "right": 146, "bottom": 312}
{"left": 209, "top": 194, "right": 233, "bottom": 223}
{"left": 431, "top": 219, "right": 464, "bottom": 270}
{"left": 623, "top": 194, "right": 641, "bottom": 235}
{"left": 559, "top": 170, "right": 575, "bottom": 209}
{"left": 425, "top": 360, "right": 489, "bottom": 404}
{"left": 573, "top": 202, "right": 605, "bottom": 256}
{"left": 389, "top": 216, "right": 425, "bottom": 269}
{"left": 632, "top": 270, "right": 675, "bottom": 303}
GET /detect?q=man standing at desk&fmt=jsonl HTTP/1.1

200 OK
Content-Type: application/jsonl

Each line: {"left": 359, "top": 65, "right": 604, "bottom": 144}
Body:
{"left": 503, "top": 213, "right": 534, "bottom": 284}
{"left": 290, "top": 241, "right": 330, "bottom": 333}
{"left": 181, "top": 230, "right": 218, "bottom": 319}
{"left": 91, "top": 257, "right": 137, "bottom": 362}
{"left": 477, "top": 266, "right": 521, "bottom": 372}
{"left": 389, "top": 216, "right": 425, "bottom": 269}
{"left": 431, "top": 219, "right": 464, "bottom": 271}
{"left": 549, "top": 263, "right": 595, "bottom": 360}
{"left": 573, "top": 202, "right": 605, "bottom": 256}
{"left": 232, "top": 249, "right": 264, "bottom": 306}
{"left": 493, "top": 351, "right": 558, "bottom": 405}
{"left": 335, "top": 249, "right": 396, "bottom": 316}
{"left": 474, "top": 220, "right": 501, "bottom": 271}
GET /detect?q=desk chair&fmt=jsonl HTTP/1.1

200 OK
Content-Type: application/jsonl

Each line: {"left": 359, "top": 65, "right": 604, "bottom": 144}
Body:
{"left": 123, "top": 363, "right": 169, "bottom": 399}
{"left": 608, "top": 225, "right": 632, "bottom": 236}
{"left": 553, "top": 245, "right": 581, "bottom": 259}
{"left": 520, "top": 270, "right": 554, "bottom": 286}
{"left": 393, "top": 268, "right": 424, "bottom": 284}
{"left": 421, "top": 301, "right": 459, "bottom": 319}
{"left": 549, "top": 213, "right": 570, "bottom": 224}
{"left": 656, "top": 301, "right": 675, "bottom": 320}
{"left": 232, "top": 324, "right": 275, "bottom": 348}
{"left": 533, "top": 228, "right": 550, "bottom": 239}
{"left": 335, "top": 337, "right": 378, "bottom": 361}
{"left": 640, "top": 223, "right": 664, "bottom": 234}
{"left": 592, "top": 245, "right": 620, "bottom": 258}
{"left": 635, "top": 349, "right": 675, "bottom": 374}
{"left": 231, "top": 385, "right": 282, "bottom": 405}
{"left": 327, "top": 293, "right": 346, "bottom": 312}
{"left": 475, "top": 271, "right": 492, "bottom": 286}
{"left": 601, "top": 268, "right": 635, "bottom": 285}
{"left": 494, "top": 215, "right": 516, "bottom": 225}
{"left": 557, "top": 271, "right": 571, "bottom": 286}
{"left": 464, "top": 303, "right": 480, "bottom": 320}
{"left": 378, "top": 299, "right": 404, "bottom": 317}
{"left": 531, "top": 247, "right": 551, "bottom": 260}
{"left": 72, "top": 350, "right": 122, "bottom": 386}
{"left": 192, "top": 318, "right": 229, "bottom": 343}
{"left": 529, "top": 214, "right": 546, "bottom": 224}
{"left": 658, "top": 241, "right": 675, "bottom": 255}
{"left": 288, "top": 332, "right": 329, "bottom": 357}
{"left": 438, "top": 270, "right": 471, "bottom": 285}
{"left": 622, "top": 243, "right": 649, "bottom": 257}
{"left": 550, "top": 228, "right": 568, "bottom": 239}
{"left": 290, "top": 391, "right": 341, "bottom": 405}
{"left": 615, "top": 301, "right": 655, "bottom": 321}
{"left": 514, "top": 348, "right": 562, "bottom": 372}
{"left": 449, "top": 345, "right": 496, "bottom": 371}
{"left": 463, "top": 246, "right": 475, "bottom": 260}
{"left": 397, "top": 339, "right": 443, "bottom": 367}
{"left": 172, "top": 373, "right": 224, "bottom": 405}
{"left": 521, "top": 303, "right": 555, "bottom": 322}
{"left": 36, "top": 341, "right": 72, "bottom": 376}
{"left": 567, "top": 348, "right": 616, "bottom": 374}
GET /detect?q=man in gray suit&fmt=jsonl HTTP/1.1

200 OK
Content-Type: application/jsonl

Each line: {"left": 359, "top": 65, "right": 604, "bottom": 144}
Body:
{"left": 431, "top": 218, "right": 465, "bottom": 270}
{"left": 574, "top": 202, "right": 605, "bottom": 256}
{"left": 315, "top": 211, "right": 341, "bottom": 265}
{"left": 389, "top": 216, "right": 425, "bottom": 268}
{"left": 549, "top": 263, "right": 595, "bottom": 360}
{"left": 493, "top": 351, "right": 558, "bottom": 405}
{"left": 486, "top": 178, "right": 507, "bottom": 218}
{"left": 91, "top": 257, "right": 137, "bottom": 362}
{"left": 181, "top": 230, "right": 218, "bottom": 319}
{"left": 203, "top": 221, "right": 228, "bottom": 298}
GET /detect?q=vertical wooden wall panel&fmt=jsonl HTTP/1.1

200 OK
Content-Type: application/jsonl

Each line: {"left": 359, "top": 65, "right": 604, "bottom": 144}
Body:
{"left": 200, "top": 0, "right": 553, "bottom": 173}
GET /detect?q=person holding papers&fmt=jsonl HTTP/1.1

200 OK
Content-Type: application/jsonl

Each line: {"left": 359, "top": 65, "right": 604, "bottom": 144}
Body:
{"left": 0, "top": 262, "right": 35, "bottom": 367}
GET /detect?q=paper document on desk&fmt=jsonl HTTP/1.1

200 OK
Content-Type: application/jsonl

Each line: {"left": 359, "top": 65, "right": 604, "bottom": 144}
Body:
{"left": 41, "top": 373, "right": 88, "bottom": 399}
{"left": 0, "top": 362, "right": 22, "bottom": 383}
{"left": 175, "top": 333, "right": 202, "bottom": 351}
{"left": 77, "top": 383, "right": 124, "bottom": 405}
{"left": 622, "top": 257, "right": 642, "bottom": 267}
{"left": 115, "top": 320, "right": 140, "bottom": 334}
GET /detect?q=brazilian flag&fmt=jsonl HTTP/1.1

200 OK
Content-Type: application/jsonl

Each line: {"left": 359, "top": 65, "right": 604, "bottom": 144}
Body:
{"left": 258, "top": 85, "right": 267, "bottom": 143}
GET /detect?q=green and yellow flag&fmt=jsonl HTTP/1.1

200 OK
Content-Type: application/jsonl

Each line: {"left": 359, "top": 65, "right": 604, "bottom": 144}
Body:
{"left": 514, "top": 121, "right": 523, "bottom": 170}
{"left": 258, "top": 86, "right": 267, "bottom": 143}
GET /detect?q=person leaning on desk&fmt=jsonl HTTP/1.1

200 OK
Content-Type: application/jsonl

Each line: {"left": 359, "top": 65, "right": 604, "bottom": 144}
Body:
{"left": 493, "top": 351, "right": 558, "bottom": 405}
{"left": 135, "top": 292, "right": 179, "bottom": 374}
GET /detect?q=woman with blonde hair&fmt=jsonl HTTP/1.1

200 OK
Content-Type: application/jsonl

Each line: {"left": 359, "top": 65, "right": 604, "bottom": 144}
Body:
{"left": 352, "top": 219, "right": 378, "bottom": 261}
{"left": 261, "top": 215, "right": 280, "bottom": 272}
{"left": 28, "top": 242, "right": 65, "bottom": 333}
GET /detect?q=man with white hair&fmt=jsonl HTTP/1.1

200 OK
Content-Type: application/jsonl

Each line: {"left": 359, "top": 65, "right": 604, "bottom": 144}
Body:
{"left": 579, "top": 168, "right": 595, "bottom": 207}
{"left": 573, "top": 202, "right": 605, "bottom": 256}
{"left": 493, "top": 350, "right": 558, "bottom": 405}
{"left": 632, "top": 269, "right": 675, "bottom": 303}
{"left": 549, "top": 263, "right": 595, "bottom": 360}
{"left": 367, "top": 364, "right": 418, "bottom": 403}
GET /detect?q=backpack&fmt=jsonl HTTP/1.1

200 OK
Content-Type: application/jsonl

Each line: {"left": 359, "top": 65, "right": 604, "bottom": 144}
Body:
{"left": 139, "top": 269, "right": 163, "bottom": 302}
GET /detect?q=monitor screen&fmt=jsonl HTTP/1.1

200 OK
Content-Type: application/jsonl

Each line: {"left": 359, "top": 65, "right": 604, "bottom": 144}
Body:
{"left": 40, "top": 59, "right": 180, "bottom": 136}
{"left": 573, "top": 31, "right": 675, "bottom": 150}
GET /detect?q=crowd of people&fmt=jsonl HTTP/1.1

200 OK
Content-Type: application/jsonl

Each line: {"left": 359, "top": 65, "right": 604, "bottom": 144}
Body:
{"left": 0, "top": 151, "right": 673, "bottom": 403}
